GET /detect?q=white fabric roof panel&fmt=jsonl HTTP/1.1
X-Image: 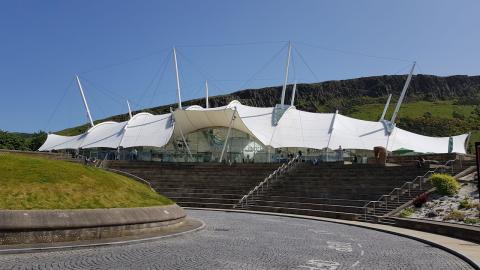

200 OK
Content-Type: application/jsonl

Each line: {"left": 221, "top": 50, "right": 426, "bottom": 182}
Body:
{"left": 270, "top": 108, "right": 334, "bottom": 149}
{"left": 173, "top": 105, "right": 255, "bottom": 138}
{"left": 80, "top": 121, "right": 127, "bottom": 149}
{"left": 328, "top": 114, "right": 389, "bottom": 150}
{"left": 234, "top": 104, "right": 276, "bottom": 146}
{"left": 120, "top": 113, "right": 173, "bottom": 148}
{"left": 38, "top": 133, "right": 85, "bottom": 151}
{"left": 38, "top": 101, "right": 469, "bottom": 154}
{"left": 388, "top": 127, "right": 468, "bottom": 154}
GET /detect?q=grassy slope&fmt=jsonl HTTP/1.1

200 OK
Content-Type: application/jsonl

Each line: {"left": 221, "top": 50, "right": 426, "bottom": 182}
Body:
{"left": 348, "top": 101, "right": 479, "bottom": 152}
{"left": 0, "top": 153, "right": 173, "bottom": 210}
{"left": 348, "top": 101, "right": 474, "bottom": 121}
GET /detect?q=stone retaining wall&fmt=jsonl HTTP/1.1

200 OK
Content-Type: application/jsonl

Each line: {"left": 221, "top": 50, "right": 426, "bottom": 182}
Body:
{"left": 0, "top": 204, "right": 185, "bottom": 245}
{"left": 393, "top": 217, "right": 480, "bottom": 244}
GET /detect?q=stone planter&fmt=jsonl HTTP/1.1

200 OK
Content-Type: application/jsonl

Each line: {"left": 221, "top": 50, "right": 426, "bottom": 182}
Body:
{"left": 0, "top": 204, "right": 185, "bottom": 245}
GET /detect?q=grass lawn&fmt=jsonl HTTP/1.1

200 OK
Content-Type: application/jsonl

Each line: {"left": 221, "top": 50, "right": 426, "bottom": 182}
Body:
{"left": 348, "top": 100, "right": 475, "bottom": 121}
{"left": 0, "top": 153, "right": 173, "bottom": 210}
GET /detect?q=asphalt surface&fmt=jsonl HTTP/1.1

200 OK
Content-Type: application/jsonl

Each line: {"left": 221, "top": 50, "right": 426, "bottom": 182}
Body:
{"left": 0, "top": 210, "right": 474, "bottom": 270}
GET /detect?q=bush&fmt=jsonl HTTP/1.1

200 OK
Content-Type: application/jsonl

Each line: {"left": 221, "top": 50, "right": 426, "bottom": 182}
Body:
{"left": 452, "top": 111, "right": 465, "bottom": 119}
{"left": 430, "top": 173, "right": 460, "bottom": 196}
{"left": 399, "top": 208, "right": 414, "bottom": 218}
{"left": 413, "top": 193, "right": 428, "bottom": 207}
{"left": 458, "top": 197, "right": 475, "bottom": 209}
{"left": 464, "top": 218, "right": 480, "bottom": 225}
{"left": 443, "top": 210, "right": 465, "bottom": 221}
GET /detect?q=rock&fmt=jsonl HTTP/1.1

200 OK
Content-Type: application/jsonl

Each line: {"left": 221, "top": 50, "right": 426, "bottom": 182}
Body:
{"left": 426, "top": 211, "right": 438, "bottom": 218}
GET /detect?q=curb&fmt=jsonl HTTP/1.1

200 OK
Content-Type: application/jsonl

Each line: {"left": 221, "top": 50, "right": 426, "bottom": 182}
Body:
{"left": 0, "top": 218, "right": 205, "bottom": 254}
{"left": 186, "top": 207, "right": 480, "bottom": 270}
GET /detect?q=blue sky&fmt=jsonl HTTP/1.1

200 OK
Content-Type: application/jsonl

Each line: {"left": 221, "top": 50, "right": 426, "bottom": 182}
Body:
{"left": 1, "top": 0, "right": 479, "bottom": 132}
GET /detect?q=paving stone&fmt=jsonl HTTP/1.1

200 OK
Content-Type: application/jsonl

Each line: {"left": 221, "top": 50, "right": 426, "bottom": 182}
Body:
{"left": 0, "top": 210, "right": 473, "bottom": 270}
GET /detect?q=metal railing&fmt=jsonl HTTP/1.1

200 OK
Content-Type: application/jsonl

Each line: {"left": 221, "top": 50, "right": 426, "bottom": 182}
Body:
{"left": 106, "top": 168, "right": 156, "bottom": 192}
{"left": 96, "top": 154, "right": 109, "bottom": 168}
{"left": 363, "top": 159, "right": 455, "bottom": 220}
{"left": 234, "top": 155, "right": 300, "bottom": 208}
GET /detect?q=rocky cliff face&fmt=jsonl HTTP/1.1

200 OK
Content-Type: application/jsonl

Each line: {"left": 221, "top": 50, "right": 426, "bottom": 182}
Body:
{"left": 139, "top": 74, "right": 480, "bottom": 113}
{"left": 58, "top": 74, "right": 480, "bottom": 135}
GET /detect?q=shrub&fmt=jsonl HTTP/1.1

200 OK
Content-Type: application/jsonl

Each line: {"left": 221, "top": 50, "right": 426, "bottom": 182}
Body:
{"left": 464, "top": 218, "right": 480, "bottom": 225}
{"left": 413, "top": 193, "right": 428, "bottom": 207}
{"left": 399, "top": 208, "right": 414, "bottom": 218}
{"left": 443, "top": 210, "right": 465, "bottom": 221}
{"left": 452, "top": 111, "right": 465, "bottom": 120}
{"left": 458, "top": 197, "right": 475, "bottom": 209}
{"left": 430, "top": 174, "right": 460, "bottom": 196}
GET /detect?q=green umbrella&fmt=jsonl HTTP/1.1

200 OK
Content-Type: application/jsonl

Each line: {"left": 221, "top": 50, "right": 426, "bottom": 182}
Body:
{"left": 392, "top": 147, "right": 414, "bottom": 155}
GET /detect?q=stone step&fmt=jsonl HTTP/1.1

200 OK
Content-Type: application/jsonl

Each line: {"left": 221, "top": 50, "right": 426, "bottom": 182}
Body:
{"left": 162, "top": 192, "right": 242, "bottom": 200}
{"left": 250, "top": 196, "right": 368, "bottom": 206}
{"left": 248, "top": 205, "right": 361, "bottom": 221}
{"left": 157, "top": 188, "right": 251, "bottom": 194}
{"left": 176, "top": 202, "right": 233, "bottom": 209}
{"left": 251, "top": 200, "right": 365, "bottom": 214}
{"left": 152, "top": 184, "right": 259, "bottom": 189}
{"left": 167, "top": 197, "right": 238, "bottom": 205}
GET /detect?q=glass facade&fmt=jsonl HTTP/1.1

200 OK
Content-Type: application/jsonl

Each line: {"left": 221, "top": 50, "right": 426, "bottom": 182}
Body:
{"left": 69, "top": 127, "right": 372, "bottom": 164}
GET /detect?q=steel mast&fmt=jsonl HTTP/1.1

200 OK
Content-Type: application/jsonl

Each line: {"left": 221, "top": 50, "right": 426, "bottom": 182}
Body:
{"left": 75, "top": 75, "right": 94, "bottom": 127}
{"left": 173, "top": 47, "right": 182, "bottom": 109}
{"left": 280, "top": 41, "right": 292, "bottom": 106}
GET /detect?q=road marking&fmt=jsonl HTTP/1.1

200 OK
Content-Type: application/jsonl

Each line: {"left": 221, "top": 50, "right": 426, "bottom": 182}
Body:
{"left": 308, "top": 229, "right": 333, "bottom": 235}
{"left": 298, "top": 259, "right": 340, "bottom": 270}
{"left": 351, "top": 260, "right": 360, "bottom": 268}
{"left": 360, "top": 250, "right": 364, "bottom": 256}
{"left": 327, "top": 241, "right": 353, "bottom": 252}
{"left": 357, "top": 243, "right": 362, "bottom": 248}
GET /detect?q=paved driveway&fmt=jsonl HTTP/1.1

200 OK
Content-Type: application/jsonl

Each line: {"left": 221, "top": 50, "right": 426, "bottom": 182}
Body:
{"left": 0, "top": 210, "right": 473, "bottom": 270}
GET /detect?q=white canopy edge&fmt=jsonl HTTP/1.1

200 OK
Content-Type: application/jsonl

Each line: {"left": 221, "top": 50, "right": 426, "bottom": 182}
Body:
{"left": 39, "top": 101, "right": 469, "bottom": 154}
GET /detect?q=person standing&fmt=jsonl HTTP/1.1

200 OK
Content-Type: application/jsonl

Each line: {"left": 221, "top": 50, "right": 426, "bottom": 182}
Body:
{"left": 336, "top": 145, "right": 343, "bottom": 161}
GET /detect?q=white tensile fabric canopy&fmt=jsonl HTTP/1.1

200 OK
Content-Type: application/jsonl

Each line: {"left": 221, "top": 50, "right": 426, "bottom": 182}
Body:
{"left": 39, "top": 100, "right": 469, "bottom": 154}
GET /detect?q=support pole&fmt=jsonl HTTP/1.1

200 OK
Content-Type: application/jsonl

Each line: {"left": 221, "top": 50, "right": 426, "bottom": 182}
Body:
{"left": 326, "top": 110, "right": 338, "bottom": 150}
{"left": 178, "top": 125, "right": 193, "bottom": 160}
{"left": 75, "top": 75, "right": 94, "bottom": 127}
{"left": 219, "top": 107, "right": 237, "bottom": 163}
{"left": 170, "top": 108, "right": 192, "bottom": 160}
{"left": 280, "top": 41, "right": 292, "bottom": 106}
{"left": 127, "top": 100, "right": 133, "bottom": 119}
{"left": 390, "top": 62, "right": 416, "bottom": 124}
{"left": 326, "top": 110, "right": 339, "bottom": 162}
{"left": 205, "top": 80, "right": 209, "bottom": 108}
{"left": 379, "top": 94, "right": 392, "bottom": 121}
{"left": 290, "top": 82, "right": 297, "bottom": 106}
{"left": 173, "top": 47, "right": 182, "bottom": 109}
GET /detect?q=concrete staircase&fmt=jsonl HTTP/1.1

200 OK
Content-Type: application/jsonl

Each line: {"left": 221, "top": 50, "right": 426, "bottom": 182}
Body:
{"left": 362, "top": 160, "right": 475, "bottom": 224}
{"left": 243, "top": 163, "right": 429, "bottom": 221}
{"left": 107, "top": 161, "right": 280, "bottom": 209}
{"left": 106, "top": 159, "right": 467, "bottom": 223}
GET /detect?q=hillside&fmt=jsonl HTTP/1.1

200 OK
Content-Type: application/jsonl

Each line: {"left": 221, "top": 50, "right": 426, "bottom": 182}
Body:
{"left": 0, "top": 153, "right": 173, "bottom": 209}
{"left": 55, "top": 74, "right": 480, "bottom": 152}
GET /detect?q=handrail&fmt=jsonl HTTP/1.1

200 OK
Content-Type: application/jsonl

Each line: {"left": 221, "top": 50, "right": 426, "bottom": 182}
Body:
{"left": 363, "top": 159, "right": 455, "bottom": 220}
{"left": 234, "top": 155, "right": 299, "bottom": 208}
{"left": 96, "top": 153, "right": 109, "bottom": 168}
{"left": 106, "top": 168, "right": 156, "bottom": 192}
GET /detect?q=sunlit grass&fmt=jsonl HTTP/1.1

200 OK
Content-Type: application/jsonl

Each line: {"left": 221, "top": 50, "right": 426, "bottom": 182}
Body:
{"left": 0, "top": 153, "right": 173, "bottom": 209}
{"left": 348, "top": 101, "right": 475, "bottom": 121}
